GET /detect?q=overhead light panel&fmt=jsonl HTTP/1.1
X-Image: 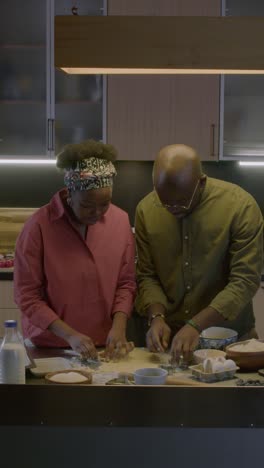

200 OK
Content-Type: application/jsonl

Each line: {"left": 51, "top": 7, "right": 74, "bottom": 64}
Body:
{"left": 239, "top": 161, "right": 264, "bottom": 167}
{"left": 55, "top": 16, "right": 264, "bottom": 75}
{"left": 0, "top": 159, "right": 57, "bottom": 165}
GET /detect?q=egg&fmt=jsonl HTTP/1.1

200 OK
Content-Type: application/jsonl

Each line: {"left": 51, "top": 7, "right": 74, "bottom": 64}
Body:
{"left": 203, "top": 358, "right": 213, "bottom": 373}
{"left": 223, "top": 359, "right": 237, "bottom": 371}
{"left": 212, "top": 361, "right": 225, "bottom": 373}
{"left": 216, "top": 356, "right": 226, "bottom": 363}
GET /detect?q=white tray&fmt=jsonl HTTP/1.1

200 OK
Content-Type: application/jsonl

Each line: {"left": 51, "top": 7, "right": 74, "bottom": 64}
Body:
{"left": 30, "top": 357, "right": 72, "bottom": 377}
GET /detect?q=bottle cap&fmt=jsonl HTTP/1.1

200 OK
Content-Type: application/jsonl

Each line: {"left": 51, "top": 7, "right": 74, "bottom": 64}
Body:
{"left": 4, "top": 320, "right": 17, "bottom": 328}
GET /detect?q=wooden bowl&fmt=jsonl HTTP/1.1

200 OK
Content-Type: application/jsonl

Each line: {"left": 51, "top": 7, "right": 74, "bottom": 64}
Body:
{"left": 45, "top": 369, "right": 92, "bottom": 385}
{"left": 226, "top": 340, "right": 264, "bottom": 371}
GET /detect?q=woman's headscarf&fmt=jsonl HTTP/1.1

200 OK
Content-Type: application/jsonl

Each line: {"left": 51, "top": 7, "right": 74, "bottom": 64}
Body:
{"left": 64, "top": 157, "right": 116, "bottom": 192}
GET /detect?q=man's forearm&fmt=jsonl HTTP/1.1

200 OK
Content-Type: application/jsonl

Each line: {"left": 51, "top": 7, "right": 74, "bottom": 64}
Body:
{"left": 191, "top": 306, "right": 223, "bottom": 332}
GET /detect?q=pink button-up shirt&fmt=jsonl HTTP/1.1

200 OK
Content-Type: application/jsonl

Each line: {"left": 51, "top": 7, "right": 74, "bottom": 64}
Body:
{"left": 14, "top": 190, "right": 136, "bottom": 347}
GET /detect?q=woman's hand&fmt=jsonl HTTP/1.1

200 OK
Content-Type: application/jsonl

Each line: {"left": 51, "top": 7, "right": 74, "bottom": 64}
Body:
{"left": 105, "top": 312, "right": 134, "bottom": 360}
{"left": 68, "top": 332, "right": 98, "bottom": 360}
{"left": 48, "top": 319, "right": 98, "bottom": 359}
{"left": 105, "top": 327, "right": 134, "bottom": 360}
{"left": 170, "top": 324, "right": 199, "bottom": 364}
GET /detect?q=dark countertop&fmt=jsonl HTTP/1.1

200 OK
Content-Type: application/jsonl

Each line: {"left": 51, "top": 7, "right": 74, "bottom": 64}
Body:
{"left": 1, "top": 382, "right": 264, "bottom": 428}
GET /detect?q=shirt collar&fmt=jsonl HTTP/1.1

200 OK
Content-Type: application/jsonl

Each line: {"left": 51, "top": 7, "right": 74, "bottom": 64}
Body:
{"left": 49, "top": 188, "right": 111, "bottom": 226}
{"left": 49, "top": 189, "right": 68, "bottom": 222}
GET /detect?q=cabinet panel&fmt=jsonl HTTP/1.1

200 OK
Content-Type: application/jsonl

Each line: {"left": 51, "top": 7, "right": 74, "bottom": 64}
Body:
{"left": 223, "top": 0, "right": 264, "bottom": 159}
{"left": 107, "top": 0, "right": 220, "bottom": 15}
{"left": 107, "top": 0, "right": 221, "bottom": 161}
{"left": 253, "top": 286, "right": 264, "bottom": 340}
{"left": 0, "top": 281, "right": 17, "bottom": 308}
{"left": 0, "top": 0, "right": 105, "bottom": 158}
{"left": 107, "top": 75, "right": 219, "bottom": 161}
{"left": 0, "top": 0, "right": 47, "bottom": 157}
{"left": 53, "top": 0, "right": 104, "bottom": 153}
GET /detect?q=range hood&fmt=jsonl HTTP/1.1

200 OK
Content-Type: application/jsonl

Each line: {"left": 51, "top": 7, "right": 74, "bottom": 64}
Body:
{"left": 55, "top": 16, "right": 264, "bottom": 75}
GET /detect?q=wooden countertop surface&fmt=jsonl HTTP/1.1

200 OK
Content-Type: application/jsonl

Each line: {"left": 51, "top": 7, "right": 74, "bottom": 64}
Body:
{"left": 25, "top": 347, "right": 263, "bottom": 387}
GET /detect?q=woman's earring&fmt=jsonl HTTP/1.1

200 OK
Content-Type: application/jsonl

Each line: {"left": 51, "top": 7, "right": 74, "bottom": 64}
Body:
{"left": 67, "top": 197, "right": 72, "bottom": 207}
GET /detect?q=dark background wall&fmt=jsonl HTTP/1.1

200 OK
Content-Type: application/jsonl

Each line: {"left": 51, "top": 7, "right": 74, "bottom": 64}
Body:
{"left": 0, "top": 161, "right": 263, "bottom": 223}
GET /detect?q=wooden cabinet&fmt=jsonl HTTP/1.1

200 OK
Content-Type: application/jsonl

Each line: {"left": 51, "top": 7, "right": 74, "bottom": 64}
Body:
{"left": 0, "top": 281, "right": 21, "bottom": 337}
{"left": 106, "top": 0, "right": 221, "bottom": 161}
{"left": 253, "top": 285, "right": 264, "bottom": 339}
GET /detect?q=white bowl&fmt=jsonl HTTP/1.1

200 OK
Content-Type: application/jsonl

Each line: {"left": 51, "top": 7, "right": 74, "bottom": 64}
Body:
{"left": 199, "top": 327, "right": 238, "bottom": 350}
{"left": 134, "top": 367, "right": 168, "bottom": 385}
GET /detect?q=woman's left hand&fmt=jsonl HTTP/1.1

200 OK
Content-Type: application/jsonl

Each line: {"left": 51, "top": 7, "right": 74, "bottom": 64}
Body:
{"left": 105, "top": 326, "right": 134, "bottom": 361}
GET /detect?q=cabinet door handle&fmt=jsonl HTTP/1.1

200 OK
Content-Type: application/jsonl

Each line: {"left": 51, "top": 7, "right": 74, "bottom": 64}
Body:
{"left": 48, "top": 119, "right": 55, "bottom": 151}
{"left": 210, "top": 123, "right": 215, "bottom": 157}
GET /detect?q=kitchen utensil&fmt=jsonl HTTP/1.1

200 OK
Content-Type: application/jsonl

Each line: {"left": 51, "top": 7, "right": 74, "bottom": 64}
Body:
{"left": 71, "top": 356, "right": 101, "bottom": 370}
{"left": 165, "top": 375, "right": 212, "bottom": 386}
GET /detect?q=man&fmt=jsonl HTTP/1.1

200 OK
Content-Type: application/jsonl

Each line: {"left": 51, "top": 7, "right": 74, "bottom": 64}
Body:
{"left": 135, "top": 144, "right": 263, "bottom": 363}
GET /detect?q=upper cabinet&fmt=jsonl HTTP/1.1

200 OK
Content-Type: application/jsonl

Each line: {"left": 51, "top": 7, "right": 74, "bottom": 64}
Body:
{"left": 0, "top": 0, "right": 104, "bottom": 158}
{"left": 223, "top": 0, "right": 264, "bottom": 159}
{"left": 0, "top": 0, "right": 47, "bottom": 156}
{"left": 53, "top": 0, "right": 103, "bottom": 154}
{"left": 106, "top": 0, "right": 222, "bottom": 161}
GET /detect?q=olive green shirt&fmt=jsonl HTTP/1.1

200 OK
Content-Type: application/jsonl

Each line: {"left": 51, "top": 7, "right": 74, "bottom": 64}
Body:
{"left": 135, "top": 177, "right": 263, "bottom": 337}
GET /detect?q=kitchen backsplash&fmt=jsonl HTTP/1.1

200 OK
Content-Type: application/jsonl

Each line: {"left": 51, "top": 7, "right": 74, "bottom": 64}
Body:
{"left": 0, "top": 161, "right": 263, "bottom": 224}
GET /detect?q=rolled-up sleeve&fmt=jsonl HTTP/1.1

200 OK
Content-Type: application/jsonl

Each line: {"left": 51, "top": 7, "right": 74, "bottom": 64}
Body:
{"left": 112, "top": 227, "right": 136, "bottom": 317}
{"left": 210, "top": 198, "right": 263, "bottom": 320}
{"left": 135, "top": 204, "right": 168, "bottom": 316}
{"left": 14, "top": 221, "right": 58, "bottom": 330}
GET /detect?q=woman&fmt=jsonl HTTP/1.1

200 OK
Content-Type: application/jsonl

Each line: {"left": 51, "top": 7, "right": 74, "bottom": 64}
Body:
{"left": 14, "top": 140, "right": 136, "bottom": 359}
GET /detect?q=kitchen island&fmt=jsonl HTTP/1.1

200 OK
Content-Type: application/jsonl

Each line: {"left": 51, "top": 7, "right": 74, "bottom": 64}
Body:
{"left": 0, "top": 347, "right": 264, "bottom": 467}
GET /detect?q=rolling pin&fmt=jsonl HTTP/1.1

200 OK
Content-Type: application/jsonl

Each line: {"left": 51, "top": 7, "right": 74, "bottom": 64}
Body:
{"left": 166, "top": 375, "right": 213, "bottom": 387}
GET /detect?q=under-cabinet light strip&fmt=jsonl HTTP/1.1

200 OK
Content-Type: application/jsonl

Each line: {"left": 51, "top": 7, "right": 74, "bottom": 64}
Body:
{"left": 239, "top": 161, "right": 264, "bottom": 167}
{"left": 0, "top": 159, "right": 57, "bottom": 165}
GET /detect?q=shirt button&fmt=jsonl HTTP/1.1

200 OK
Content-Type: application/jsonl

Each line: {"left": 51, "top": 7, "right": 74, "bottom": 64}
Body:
{"left": 185, "top": 262, "right": 189, "bottom": 266}
{"left": 184, "top": 235, "right": 189, "bottom": 240}
{"left": 186, "top": 285, "right": 191, "bottom": 290}
{"left": 185, "top": 310, "right": 190, "bottom": 314}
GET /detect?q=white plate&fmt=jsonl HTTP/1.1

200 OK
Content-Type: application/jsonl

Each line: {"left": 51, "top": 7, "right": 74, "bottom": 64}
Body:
{"left": 30, "top": 357, "right": 72, "bottom": 377}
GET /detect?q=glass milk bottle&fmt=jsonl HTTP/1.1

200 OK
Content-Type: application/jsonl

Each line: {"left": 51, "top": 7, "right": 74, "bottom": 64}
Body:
{"left": 0, "top": 320, "right": 25, "bottom": 384}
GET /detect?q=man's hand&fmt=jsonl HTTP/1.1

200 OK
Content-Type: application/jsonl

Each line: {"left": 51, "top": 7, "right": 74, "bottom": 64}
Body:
{"left": 146, "top": 317, "right": 171, "bottom": 353}
{"left": 170, "top": 324, "right": 199, "bottom": 364}
{"left": 67, "top": 333, "right": 98, "bottom": 360}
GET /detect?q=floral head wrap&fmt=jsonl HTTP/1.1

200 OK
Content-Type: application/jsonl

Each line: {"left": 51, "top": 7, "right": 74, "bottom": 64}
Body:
{"left": 64, "top": 157, "right": 117, "bottom": 192}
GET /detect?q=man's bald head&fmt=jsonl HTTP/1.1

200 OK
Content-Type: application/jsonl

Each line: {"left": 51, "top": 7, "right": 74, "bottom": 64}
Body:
{"left": 153, "top": 144, "right": 202, "bottom": 190}
{"left": 153, "top": 144, "right": 205, "bottom": 218}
